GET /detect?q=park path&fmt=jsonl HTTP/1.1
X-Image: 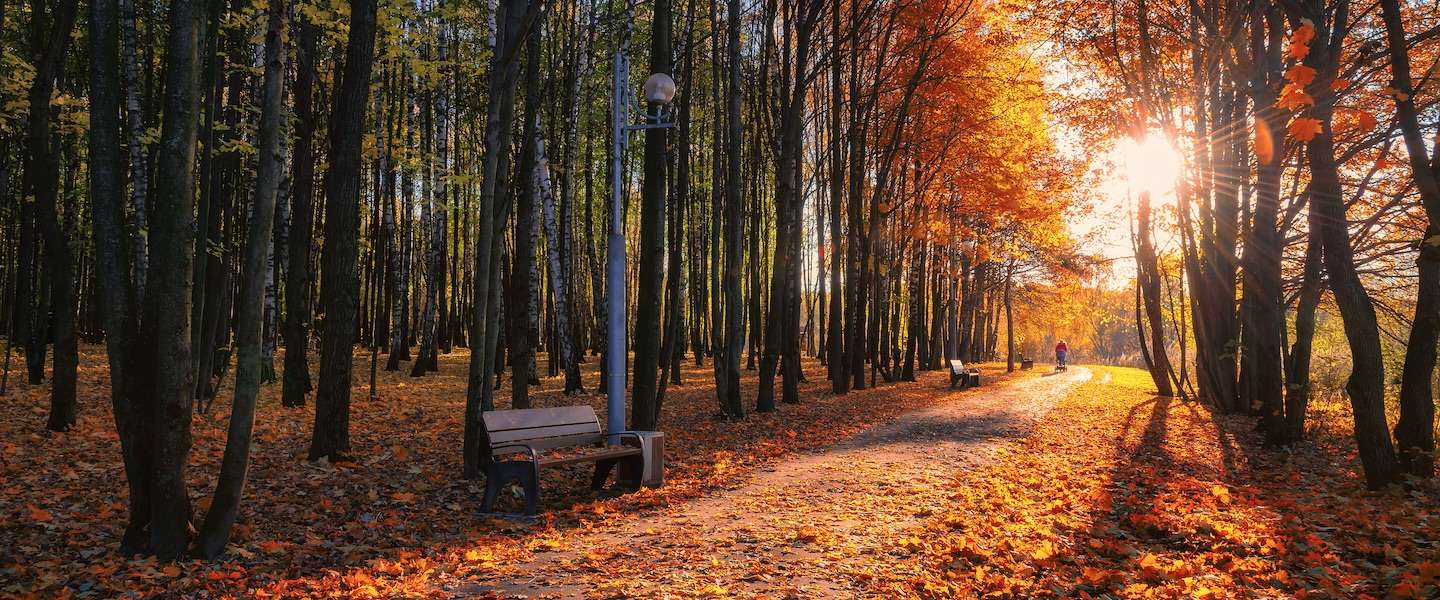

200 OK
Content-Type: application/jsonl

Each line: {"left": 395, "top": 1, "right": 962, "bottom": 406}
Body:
{"left": 439, "top": 366, "right": 1093, "bottom": 599}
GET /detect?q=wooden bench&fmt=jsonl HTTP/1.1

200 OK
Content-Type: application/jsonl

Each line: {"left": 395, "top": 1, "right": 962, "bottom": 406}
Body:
{"left": 480, "top": 405, "right": 645, "bottom": 515}
{"left": 1021, "top": 357, "right": 1034, "bottom": 370}
{"left": 948, "top": 359, "right": 981, "bottom": 389}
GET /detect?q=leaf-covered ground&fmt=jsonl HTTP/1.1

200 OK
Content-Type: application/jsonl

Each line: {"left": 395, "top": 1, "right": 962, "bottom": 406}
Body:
{"left": 880, "top": 367, "right": 1440, "bottom": 599}
{"left": 3, "top": 352, "right": 1439, "bottom": 598}
{"left": 0, "top": 345, "right": 999, "bottom": 598}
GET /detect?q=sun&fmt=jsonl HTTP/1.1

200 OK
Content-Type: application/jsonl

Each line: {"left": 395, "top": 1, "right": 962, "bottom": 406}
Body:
{"left": 1114, "top": 134, "right": 1184, "bottom": 199}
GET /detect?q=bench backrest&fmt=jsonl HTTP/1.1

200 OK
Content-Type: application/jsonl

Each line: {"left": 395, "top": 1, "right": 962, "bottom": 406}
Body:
{"left": 948, "top": 359, "right": 965, "bottom": 373}
{"left": 482, "top": 405, "right": 604, "bottom": 454}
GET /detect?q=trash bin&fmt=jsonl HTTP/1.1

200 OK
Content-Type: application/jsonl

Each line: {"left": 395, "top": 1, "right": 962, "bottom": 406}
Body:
{"left": 623, "top": 431, "right": 665, "bottom": 488}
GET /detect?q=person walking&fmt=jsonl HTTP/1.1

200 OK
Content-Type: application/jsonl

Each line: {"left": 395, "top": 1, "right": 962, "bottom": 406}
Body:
{"left": 1055, "top": 340, "right": 1069, "bottom": 370}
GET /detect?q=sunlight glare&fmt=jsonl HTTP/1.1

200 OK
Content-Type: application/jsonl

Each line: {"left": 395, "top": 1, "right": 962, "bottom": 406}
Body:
{"left": 1117, "top": 135, "right": 1183, "bottom": 198}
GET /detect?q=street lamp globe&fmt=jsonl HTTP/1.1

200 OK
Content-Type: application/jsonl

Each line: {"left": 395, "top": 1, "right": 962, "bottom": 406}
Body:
{"left": 643, "top": 72, "right": 677, "bottom": 105}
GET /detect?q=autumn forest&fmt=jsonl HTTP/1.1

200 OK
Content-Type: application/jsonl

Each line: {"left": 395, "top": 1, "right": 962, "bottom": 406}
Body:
{"left": 3, "top": 0, "right": 1440, "bottom": 596}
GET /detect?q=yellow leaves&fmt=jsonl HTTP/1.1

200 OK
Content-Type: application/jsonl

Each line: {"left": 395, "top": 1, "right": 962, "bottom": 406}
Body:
{"left": 794, "top": 526, "right": 821, "bottom": 542}
{"left": 1288, "top": 118, "right": 1324, "bottom": 142}
{"left": 462, "top": 548, "right": 494, "bottom": 564}
{"left": 1209, "top": 484, "right": 1231, "bottom": 505}
{"left": 1029, "top": 539, "right": 1058, "bottom": 562}
{"left": 1253, "top": 120, "right": 1275, "bottom": 166}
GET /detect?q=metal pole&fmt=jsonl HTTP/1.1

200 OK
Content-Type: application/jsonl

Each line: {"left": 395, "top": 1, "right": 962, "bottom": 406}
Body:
{"left": 606, "top": 52, "right": 629, "bottom": 442}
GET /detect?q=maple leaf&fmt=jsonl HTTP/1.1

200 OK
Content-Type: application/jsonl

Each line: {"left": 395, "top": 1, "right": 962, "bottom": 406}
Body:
{"left": 1290, "top": 20, "right": 1316, "bottom": 47}
{"left": 1285, "top": 42, "right": 1310, "bottom": 61}
{"left": 1338, "top": 109, "right": 1377, "bottom": 134}
{"left": 1383, "top": 86, "right": 1412, "bottom": 102}
{"left": 391, "top": 491, "right": 418, "bottom": 503}
{"left": 1288, "top": 118, "right": 1323, "bottom": 142}
{"left": 1284, "top": 64, "right": 1316, "bottom": 86}
{"left": 1330, "top": 78, "right": 1350, "bottom": 92}
{"left": 1276, "top": 84, "right": 1315, "bottom": 111}
{"left": 28, "top": 504, "right": 53, "bottom": 522}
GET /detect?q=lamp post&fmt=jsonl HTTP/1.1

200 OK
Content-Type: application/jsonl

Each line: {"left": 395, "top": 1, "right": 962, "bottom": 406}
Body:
{"left": 607, "top": 51, "right": 676, "bottom": 443}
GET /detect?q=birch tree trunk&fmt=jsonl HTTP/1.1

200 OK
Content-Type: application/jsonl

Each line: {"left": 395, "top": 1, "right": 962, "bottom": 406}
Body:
{"left": 537, "top": 122, "right": 582, "bottom": 393}
{"left": 119, "top": 0, "right": 148, "bottom": 293}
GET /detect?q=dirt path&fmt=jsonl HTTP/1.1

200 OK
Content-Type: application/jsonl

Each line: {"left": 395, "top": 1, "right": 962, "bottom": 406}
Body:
{"left": 440, "top": 367, "right": 1093, "bottom": 599}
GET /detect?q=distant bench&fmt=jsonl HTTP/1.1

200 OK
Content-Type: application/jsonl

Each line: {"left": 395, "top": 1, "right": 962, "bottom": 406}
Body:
{"left": 948, "top": 359, "right": 981, "bottom": 390}
{"left": 480, "top": 405, "right": 646, "bottom": 515}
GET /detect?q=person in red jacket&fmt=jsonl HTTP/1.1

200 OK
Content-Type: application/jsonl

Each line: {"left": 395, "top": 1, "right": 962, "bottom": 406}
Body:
{"left": 1055, "top": 340, "right": 1069, "bottom": 368}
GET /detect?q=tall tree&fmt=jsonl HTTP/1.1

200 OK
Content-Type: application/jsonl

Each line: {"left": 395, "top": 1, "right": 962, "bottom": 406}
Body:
{"left": 631, "top": 0, "right": 673, "bottom": 430}
{"left": 25, "top": 0, "right": 81, "bottom": 430}
{"left": 140, "top": 0, "right": 206, "bottom": 558}
{"left": 283, "top": 12, "right": 318, "bottom": 407}
{"left": 194, "top": 0, "right": 287, "bottom": 556}
{"left": 310, "top": 0, "right": 380, "bottom": 461}
{"left": 1381, "top": 0, "right": 1439, "bottom": 479}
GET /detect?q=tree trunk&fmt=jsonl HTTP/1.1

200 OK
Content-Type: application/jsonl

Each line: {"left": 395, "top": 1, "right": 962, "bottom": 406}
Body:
{"left": 539, "top": 126, "right": 582, "bottom": 393}
{"left": 195, "top": 0, "right": 286, "bottom": 556}
{"left": 465, "top": 0, "right": 528, "bottom": 478}
{"left": 630, "top": 0, "right": 671, "bottom": 430}
{"left": 1136, "top": 192, "right": 1175, "bottom": 397}
{"left": 1381, "top": 0, "right": 1439, "bottom": 479}
{"left": 27, "top": 0, "right": 80, "bottom": 430}
{"left": 141, "top": 0, "right": 206, "bottom": 558}
{"left": 283, "top": 14, "right": 318, "bottom": 407}
{"left": 508, "top": 25, "right": 542, "bottom": 409}
{"left": 119, "top": 0, "right": 148, "bottom": 294}
{"left": 1297, "top": 3, "right": 1399, "bottom": 488}
{"left": 309, "top": 0, "right": 379, "bottom": 462}
{"left": 88, "top": 0, "right": 153, "bottom": 554}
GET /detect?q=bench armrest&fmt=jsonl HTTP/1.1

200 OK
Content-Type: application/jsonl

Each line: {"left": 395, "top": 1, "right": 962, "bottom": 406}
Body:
{"left": 489, "top": 443, "right": 539, "bottom": 463}
{"left": 609, "top": 431, "right": 645, "bottom": 448}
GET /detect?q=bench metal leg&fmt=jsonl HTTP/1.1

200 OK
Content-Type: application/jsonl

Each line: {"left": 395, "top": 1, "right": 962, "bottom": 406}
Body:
{"left": 482, "top": 460, "right": 541, "bottom": 515}
{"left": 591, "top": 458, "right": 618, "bottom": 490}
{"left": 617, "top": 456, "right": 643, "bottom": 489}
{"left": 592, "top": 456, "right": 644, "bottom": 491}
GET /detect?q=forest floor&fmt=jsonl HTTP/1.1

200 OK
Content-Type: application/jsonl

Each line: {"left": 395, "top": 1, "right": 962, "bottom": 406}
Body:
{"left": 3, "top": 348, "right": 1440, "bottom": 599}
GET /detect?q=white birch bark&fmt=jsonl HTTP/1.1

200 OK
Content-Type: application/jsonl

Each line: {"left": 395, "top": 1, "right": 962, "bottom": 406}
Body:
{"left": 119, "top": 0, "right": 148, "bottom": 293}
{"left": 537, "top": 123, "right": 575, "bottom": 378}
